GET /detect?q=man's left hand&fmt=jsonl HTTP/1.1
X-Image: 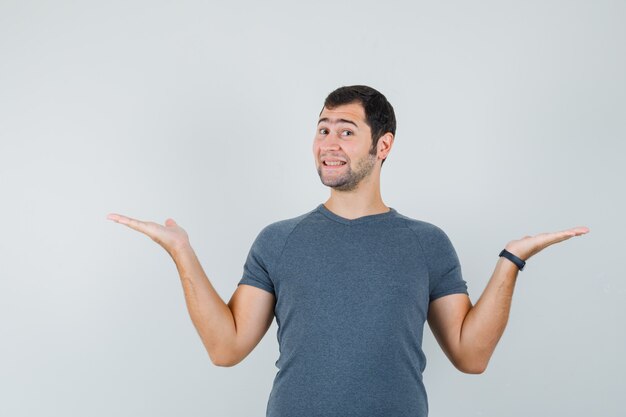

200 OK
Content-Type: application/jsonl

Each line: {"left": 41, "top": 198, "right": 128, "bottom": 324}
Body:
{"left": 505, "top": 226, "right": 590, "bottom": 262}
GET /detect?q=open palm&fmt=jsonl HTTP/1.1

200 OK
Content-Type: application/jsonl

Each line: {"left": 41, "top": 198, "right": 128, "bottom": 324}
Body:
{"left": 505, "top": 226, "right": 590, "bottom": 262}
{"left": 106, "top": 213, "right": 190, "bottom": 258}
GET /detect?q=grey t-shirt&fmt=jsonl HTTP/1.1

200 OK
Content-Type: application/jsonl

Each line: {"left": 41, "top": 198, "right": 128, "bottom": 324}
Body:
{"left": 238, "top": 203, "right": 468, "bottom": 417}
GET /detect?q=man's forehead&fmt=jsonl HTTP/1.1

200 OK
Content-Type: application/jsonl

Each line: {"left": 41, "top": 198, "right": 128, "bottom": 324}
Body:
{"left": 318, "top": 104, "right": 366, "bottom": 126}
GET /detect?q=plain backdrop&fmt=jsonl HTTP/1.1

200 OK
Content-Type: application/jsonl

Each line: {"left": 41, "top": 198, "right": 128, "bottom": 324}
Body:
{"left": 1, "top": 1, "right": 624, "bottom": 416}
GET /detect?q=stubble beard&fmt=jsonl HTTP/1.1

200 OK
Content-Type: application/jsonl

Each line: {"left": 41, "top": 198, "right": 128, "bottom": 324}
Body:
{"left": 318, "top": 150, "right": 378, "bottom": 192}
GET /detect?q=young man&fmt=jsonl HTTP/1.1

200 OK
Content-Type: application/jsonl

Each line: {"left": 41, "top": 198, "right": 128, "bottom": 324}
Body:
{"left": 107, "top": 85, "right": 589, "bottom": 417}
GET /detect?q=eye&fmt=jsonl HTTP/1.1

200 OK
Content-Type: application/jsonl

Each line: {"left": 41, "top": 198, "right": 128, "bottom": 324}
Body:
{"left": 317, "top": 128, "right": 353, "bottom": 137}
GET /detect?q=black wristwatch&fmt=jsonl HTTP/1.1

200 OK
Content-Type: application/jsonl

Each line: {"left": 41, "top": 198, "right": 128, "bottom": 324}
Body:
{"left": 499, "top": 249, "right": 526, "bottom": 271}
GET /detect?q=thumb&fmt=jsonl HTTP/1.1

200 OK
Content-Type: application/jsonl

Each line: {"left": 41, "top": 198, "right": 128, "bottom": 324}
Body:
{"left": 165, "top": 218, "right": 177, "bottom": 227}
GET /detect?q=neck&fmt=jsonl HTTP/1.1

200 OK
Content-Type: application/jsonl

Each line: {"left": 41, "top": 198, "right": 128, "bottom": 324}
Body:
{"left": 324, "top": 174, "right": 389, "bottom": 219}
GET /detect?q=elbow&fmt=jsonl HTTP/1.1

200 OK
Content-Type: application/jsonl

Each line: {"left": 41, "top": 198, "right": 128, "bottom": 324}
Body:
{"left": 210, "top": 352, "right": 237, "bottom": 368}
{"left": 213, "top": 360, "right": 235, "bottom": 368}
{"left": 454, "top": 357, "right": 489, "bottom": 374}
{"left": 459, "top": 362, "right": 487, "bottom": 374}
{"left": 211, "top": 358, "right": 230, "bottom": 367}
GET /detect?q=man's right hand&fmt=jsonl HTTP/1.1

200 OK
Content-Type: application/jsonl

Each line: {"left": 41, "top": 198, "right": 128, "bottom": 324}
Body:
{"left": 106, "top": 213, "right": 191, "bottom": 259}
{"left": 106, "top": 211, "right": 276, "bottom": 367}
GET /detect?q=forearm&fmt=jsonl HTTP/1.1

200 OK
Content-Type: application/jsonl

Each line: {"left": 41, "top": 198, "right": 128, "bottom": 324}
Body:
{"left": 173, "top": 245, "right": 237, "bottom": 366}
{"left": 458, "top": 255, "right": 519, "bottom": 371}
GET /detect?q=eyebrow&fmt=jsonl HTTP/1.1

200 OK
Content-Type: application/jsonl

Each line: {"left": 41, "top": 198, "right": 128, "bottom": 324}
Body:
{"left": 317, "top": 117, "right": 359, "bottom": 128}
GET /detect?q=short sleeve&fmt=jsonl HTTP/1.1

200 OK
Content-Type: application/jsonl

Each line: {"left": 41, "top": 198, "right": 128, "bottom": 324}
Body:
{"left": 424, "top": 226, "right": 468, "bottom": 302}
{"left": 238, "top": 226, "right": 276, "bottom": 296}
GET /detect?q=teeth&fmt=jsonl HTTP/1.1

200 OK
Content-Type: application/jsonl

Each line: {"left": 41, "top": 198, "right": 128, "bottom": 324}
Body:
{"left": 325, "top": 161, "right": 346, "bottom": 166}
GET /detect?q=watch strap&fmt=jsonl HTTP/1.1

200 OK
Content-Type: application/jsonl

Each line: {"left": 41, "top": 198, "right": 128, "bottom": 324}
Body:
{"left": 499, "top": 248, "right": 526, "bottom": 271}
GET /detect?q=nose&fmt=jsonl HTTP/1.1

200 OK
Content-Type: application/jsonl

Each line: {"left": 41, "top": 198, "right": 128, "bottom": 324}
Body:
{"left": 320, "top": 129, "right": 342, "bottom": 149}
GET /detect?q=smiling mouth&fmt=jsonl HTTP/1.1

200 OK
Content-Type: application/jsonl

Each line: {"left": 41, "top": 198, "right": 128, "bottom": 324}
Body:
{"left": 323, "top": 161, "right": 347, "bottom": 167}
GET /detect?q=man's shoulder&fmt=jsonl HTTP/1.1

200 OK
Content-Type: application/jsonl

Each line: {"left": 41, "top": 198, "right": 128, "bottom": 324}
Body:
{"left": 394, "top": 211, "right": 446, "bottom": 237}
{"left": 254, "top": 208, "right": 315, "bottom": 244}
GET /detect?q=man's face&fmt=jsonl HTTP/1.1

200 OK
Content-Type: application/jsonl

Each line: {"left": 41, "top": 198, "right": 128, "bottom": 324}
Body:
{"left": 313, "top": 102, "right": 379, "bottom": 192}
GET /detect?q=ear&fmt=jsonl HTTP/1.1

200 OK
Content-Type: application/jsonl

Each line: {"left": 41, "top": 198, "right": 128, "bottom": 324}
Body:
{"left": 377, "top": 132, "right": 394, "bottom": 159}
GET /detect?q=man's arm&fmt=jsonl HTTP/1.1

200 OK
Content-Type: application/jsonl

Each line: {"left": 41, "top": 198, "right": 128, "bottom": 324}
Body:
{"left": 106, "top": 213, "right": 275, "bottom": 368}
{"left": 427, "top": 256, "right": 518, "bottom": 374}
{"left": 225, "top": 284, "right": 276, "bottom": 366}
{"left": 427, "top": 226, "right": 589, "bottom": 374}
{"left": 174, "top": 245, "right": 275, "bottom": 367}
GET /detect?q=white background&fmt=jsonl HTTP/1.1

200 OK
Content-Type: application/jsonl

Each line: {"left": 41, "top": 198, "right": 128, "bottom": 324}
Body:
{"left": 1, "top": 1, "right": 624, "bottom": 416}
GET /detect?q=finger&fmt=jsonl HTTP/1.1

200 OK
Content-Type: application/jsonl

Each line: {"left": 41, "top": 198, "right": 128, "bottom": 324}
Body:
{"left": 549, "top": 226, "right": 590, "bottom": 239}
{"left": 107, "top": 213, "right": 151, "bottom": 234}
{"left": 534, "top": 227, "right": 589, "bottom": 248}
{"left": 106, "top": 213, "right": 126, "bottom": 223}
{"left": 567, "top": 226, "right": 590, "bottom": 236}
{"left": 107, "top": 213, "right": 134, "bottom": 225}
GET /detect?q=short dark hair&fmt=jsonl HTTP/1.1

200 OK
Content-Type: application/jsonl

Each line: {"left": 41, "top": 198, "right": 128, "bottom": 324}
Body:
{"left": 320, "top": 85, "right": 396, "bottom": 167}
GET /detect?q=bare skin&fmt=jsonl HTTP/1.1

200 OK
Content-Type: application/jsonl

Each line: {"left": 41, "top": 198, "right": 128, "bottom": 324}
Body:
{"left": 427, "top": 225, "right": 590, "bottom": 373}
{"left": 312, "top": 101, "right": 590, "bottom": 372}
{"left": 107, "top": 101, "right": 590, "bottom": 371}
{"left": 313, "top": 102, "right": 394, "bottom": 219}
{"left": 106, "top": 213, "right": 275, "bottom": 367}
{"left": 105, "top": 215, "right": 189, "bottom": 257}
